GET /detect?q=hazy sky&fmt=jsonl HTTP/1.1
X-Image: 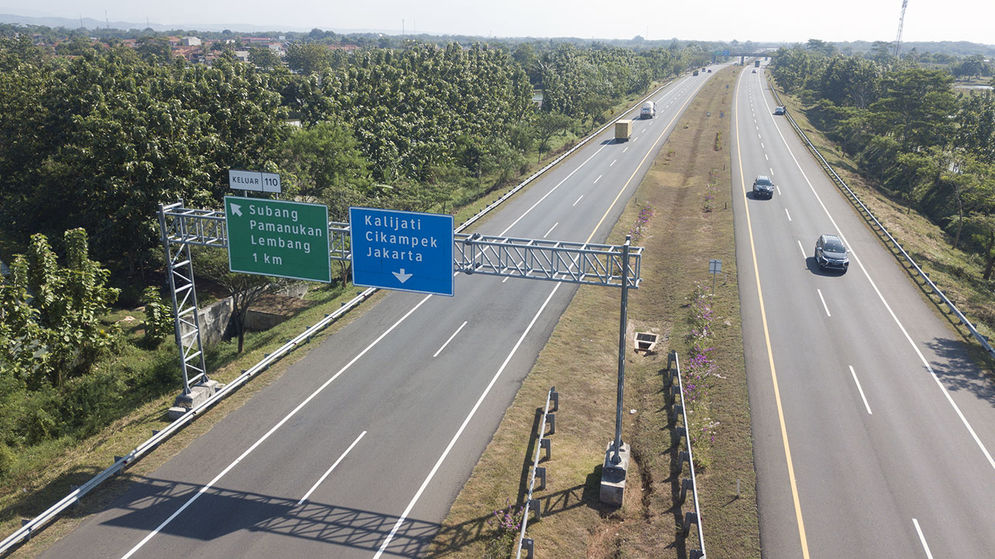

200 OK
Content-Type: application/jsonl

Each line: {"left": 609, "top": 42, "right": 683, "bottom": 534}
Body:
{"left": 4, "top": 0, "right": 994, "bottom": 45}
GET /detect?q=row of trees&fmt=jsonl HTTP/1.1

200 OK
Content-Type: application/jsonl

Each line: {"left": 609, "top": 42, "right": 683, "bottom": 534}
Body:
{"left": 769, "top": 46, "right": 995, "bottom": 279}
{"left": 0, "top": 34, "right": 709, "bottom": 296}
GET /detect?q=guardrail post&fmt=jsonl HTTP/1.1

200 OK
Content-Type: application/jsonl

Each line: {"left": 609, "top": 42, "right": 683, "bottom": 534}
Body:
{"left": 535, "top": 466, "right": 546, "bottom": 491}
{"left": 681, "top": 511, "right": 698, "bottom": 538}
{"left": 677, "top": 478, "right": 692, "bottom": 506}
{"left": 529, "top": 498, "right": 541, "bottom": 521}
{"left": 550, "top": 387, "right": 558, "bottom": 412}
{"left": 672, "top": 426, "right": 687, "bottom": 447}
{"left": 545, "top": 412, "right": 555, "bottom": 436}
{"left": 540, "top": 438, "right": 551, "bottom": 462}
{"left": 672, "top": 450, "right": 689, "bottom": 476}
{"left": 521, "top": 537, "right": 534, "bottom": 559}
{"left": 669, "top": 403, "right": 682, "bottom": 424}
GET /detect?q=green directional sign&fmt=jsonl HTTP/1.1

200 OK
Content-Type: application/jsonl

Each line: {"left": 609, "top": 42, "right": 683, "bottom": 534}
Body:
{"left": 225, "top": 196, "right": 331, "bottom": 283}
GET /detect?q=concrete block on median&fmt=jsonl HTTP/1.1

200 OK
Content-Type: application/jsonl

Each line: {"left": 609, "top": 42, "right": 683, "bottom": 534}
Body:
{"left": 600, "top": 441, "right": 630, "bottom": 506}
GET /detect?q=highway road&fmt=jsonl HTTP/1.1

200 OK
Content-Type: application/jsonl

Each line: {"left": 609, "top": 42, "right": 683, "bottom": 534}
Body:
{"left": 38, "top": 68, "right": 721, "bottom": 558}
{"left": 734, "top": 65, "right": 995, "bottom": 558}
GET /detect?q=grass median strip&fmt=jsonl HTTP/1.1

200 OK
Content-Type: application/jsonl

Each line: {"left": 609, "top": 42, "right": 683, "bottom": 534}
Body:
{"left": 430, "top": 66, "right": 760, "bottom": 558}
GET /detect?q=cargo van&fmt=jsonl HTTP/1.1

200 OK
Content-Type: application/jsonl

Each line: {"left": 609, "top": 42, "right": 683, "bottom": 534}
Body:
{"left": 640, "top": 101, "right": 656, "bottom": 119}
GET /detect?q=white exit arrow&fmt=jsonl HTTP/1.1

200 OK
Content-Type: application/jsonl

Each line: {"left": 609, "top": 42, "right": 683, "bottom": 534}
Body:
{"left": 230, "top": 203, "right": 242, "bottom": 217}
{"left": 392, "top": 269, "right": 413, "bottom": 284}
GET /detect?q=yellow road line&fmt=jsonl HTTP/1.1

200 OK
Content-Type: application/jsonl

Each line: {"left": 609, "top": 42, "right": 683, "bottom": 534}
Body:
{"left": 734, "top": 70, "right": 811, "bottom": 558}
{"left": 586, "top": 79, "right": 696, "bottom": 243}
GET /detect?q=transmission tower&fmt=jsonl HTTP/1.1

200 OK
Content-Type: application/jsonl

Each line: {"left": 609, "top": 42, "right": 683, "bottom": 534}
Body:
{"left": 893, "top": 0, "right": 908, "bottom": 58}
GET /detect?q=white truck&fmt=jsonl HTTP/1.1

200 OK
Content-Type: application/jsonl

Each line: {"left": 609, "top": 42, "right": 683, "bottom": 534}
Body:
{"left": 640, "top": 101, "right": 656, "bottom": 119}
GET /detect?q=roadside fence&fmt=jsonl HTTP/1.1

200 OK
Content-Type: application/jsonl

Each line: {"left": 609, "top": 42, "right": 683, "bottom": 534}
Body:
{"left": 514, "top": 386, "right": 558, "bottom": 559}
{"left": 768, "top": 82, "right": 995, "bottom": 359}
{"left": 666, "top": 351, "right": 706, "bottom": 559}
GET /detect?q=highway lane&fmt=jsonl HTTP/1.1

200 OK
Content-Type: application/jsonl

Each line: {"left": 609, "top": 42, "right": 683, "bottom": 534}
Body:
{"left": 734, "top": 65, "right": 995, "bottom": 558}
{"left": 39, "top": 67, "right": 722, "bottom": 558}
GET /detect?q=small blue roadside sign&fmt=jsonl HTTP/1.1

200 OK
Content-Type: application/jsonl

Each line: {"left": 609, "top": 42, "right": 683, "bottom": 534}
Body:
{"left": 349, "top": 207, "right": 454, "bottom": 296}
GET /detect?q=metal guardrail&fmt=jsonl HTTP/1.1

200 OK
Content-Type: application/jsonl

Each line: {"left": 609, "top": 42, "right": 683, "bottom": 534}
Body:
{"left": 0, "top": 81, "right": 677, "bottom": 557}
{"left": 514, "top": 386, "right": 558, "bottom": 559}
{"left": 767, "top": 81, "right": 995, "bottom": 359}
{"left": 667, "top": 351, "right": 706, "bottom": 558}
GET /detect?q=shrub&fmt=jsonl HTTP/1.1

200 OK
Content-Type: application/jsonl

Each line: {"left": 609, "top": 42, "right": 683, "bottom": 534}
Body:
{"left": 483, "top": 499, "right": 523, "bottom": 558}
{"left": 0, "top": 443, "right": 14, "bottom": 478}
{"left": 142, "top": 286, "right": 174, "bottom": 347}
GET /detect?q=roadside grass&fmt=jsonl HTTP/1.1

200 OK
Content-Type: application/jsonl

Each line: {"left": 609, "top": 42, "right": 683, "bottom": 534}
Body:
{"left": 430, "top": 66, "right": 760, "bottom": 558}
{"left": 0, "top": 282, "right": 382, "bottom": 556}
{"left": 770, "top": 81, "right": 995, "bottom": 364}
{"left": 0, "top": 79, "right": 672, "bottom": 556}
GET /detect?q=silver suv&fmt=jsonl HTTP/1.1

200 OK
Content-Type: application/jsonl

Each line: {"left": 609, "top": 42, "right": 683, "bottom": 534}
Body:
{"left": 815, "top": 234, "right": 849, "bottom": 273}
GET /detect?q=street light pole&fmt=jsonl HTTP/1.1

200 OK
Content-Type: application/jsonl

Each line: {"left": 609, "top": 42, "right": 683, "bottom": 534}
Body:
{"left": 611, "top": 235, "right": 631, "bottom": 464}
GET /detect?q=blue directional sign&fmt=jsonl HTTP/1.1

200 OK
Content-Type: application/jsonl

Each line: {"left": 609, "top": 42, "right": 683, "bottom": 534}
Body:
{"left": 349, "top": 207, "right": 454, "bottom": 296}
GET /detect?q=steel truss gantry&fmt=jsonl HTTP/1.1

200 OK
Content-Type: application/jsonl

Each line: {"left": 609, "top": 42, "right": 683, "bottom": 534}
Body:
{"left": 158, "top": 202, "right": 642, "bottom": 394}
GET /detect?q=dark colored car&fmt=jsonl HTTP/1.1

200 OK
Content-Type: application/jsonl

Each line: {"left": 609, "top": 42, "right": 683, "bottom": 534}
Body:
{"left": 815, "top": 234, "right": 849, "bottom": 273}
{"left": 752, "top": 175, "right": 774, "bottom": 199}
{"left": 773, "top": 106, "right": 786, "bottom": 115}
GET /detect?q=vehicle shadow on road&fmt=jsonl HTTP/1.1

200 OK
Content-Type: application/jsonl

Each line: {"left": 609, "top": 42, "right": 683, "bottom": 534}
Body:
{"left": 923, "top": 337, "right": 995, "bottom": 409}
{"left": 804, "top": 256, "right": 846, "bottom": 276}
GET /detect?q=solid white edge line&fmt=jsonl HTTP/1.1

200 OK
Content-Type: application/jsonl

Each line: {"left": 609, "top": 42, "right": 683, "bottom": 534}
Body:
{"left": 763, "top": 84, "right": 995, "bottom": 471}
{"left": 120, "top": 294, "right": 435, "bottom": 559}
{"left": 817, "top": 288, "right": 832, "bottom": 317}
{"left": 912, "top": 518, "right": 934, "bottom": 559}
{"left": 572, "top": 194, "right": 584, "bottom": 207}
{"left": 372, "top": 283, "right": 563, "bottom": 558}
{"left": 797, "top": 240, "right": 807, "bottom": 259}
{"left": 543, "top": 222, "right": 558, "bottom": 239}
{"left": 784, "top": 207, "right": 792, "bottom": 222}
{"left": 434, "top": 320, "right": 468, "bottom": 358}
{"left": 297, "top": 431, "right": 367, "bottom": 505}
{"left": 849, "top": 366, "right": 873, "bottom": 415}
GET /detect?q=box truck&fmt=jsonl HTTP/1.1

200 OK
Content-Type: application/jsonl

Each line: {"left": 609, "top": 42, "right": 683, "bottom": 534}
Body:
{"left": 615, "top": 120, "right": 632, "bottom": 142}
{"left": 640, "top": 101, "right": 656, "bottom": 119}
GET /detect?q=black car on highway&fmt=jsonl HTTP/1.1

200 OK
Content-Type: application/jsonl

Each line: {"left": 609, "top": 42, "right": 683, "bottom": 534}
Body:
{"left": 752, "top": 175, "right": 774, "bottom": 199}
{"left": 815, "top": 234, "right": 849, "bottom": 273}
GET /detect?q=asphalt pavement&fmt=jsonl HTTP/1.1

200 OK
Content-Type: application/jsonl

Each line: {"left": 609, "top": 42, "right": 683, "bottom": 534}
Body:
{"left": 734, "top": 64, "right": 995, "bottom": 559}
